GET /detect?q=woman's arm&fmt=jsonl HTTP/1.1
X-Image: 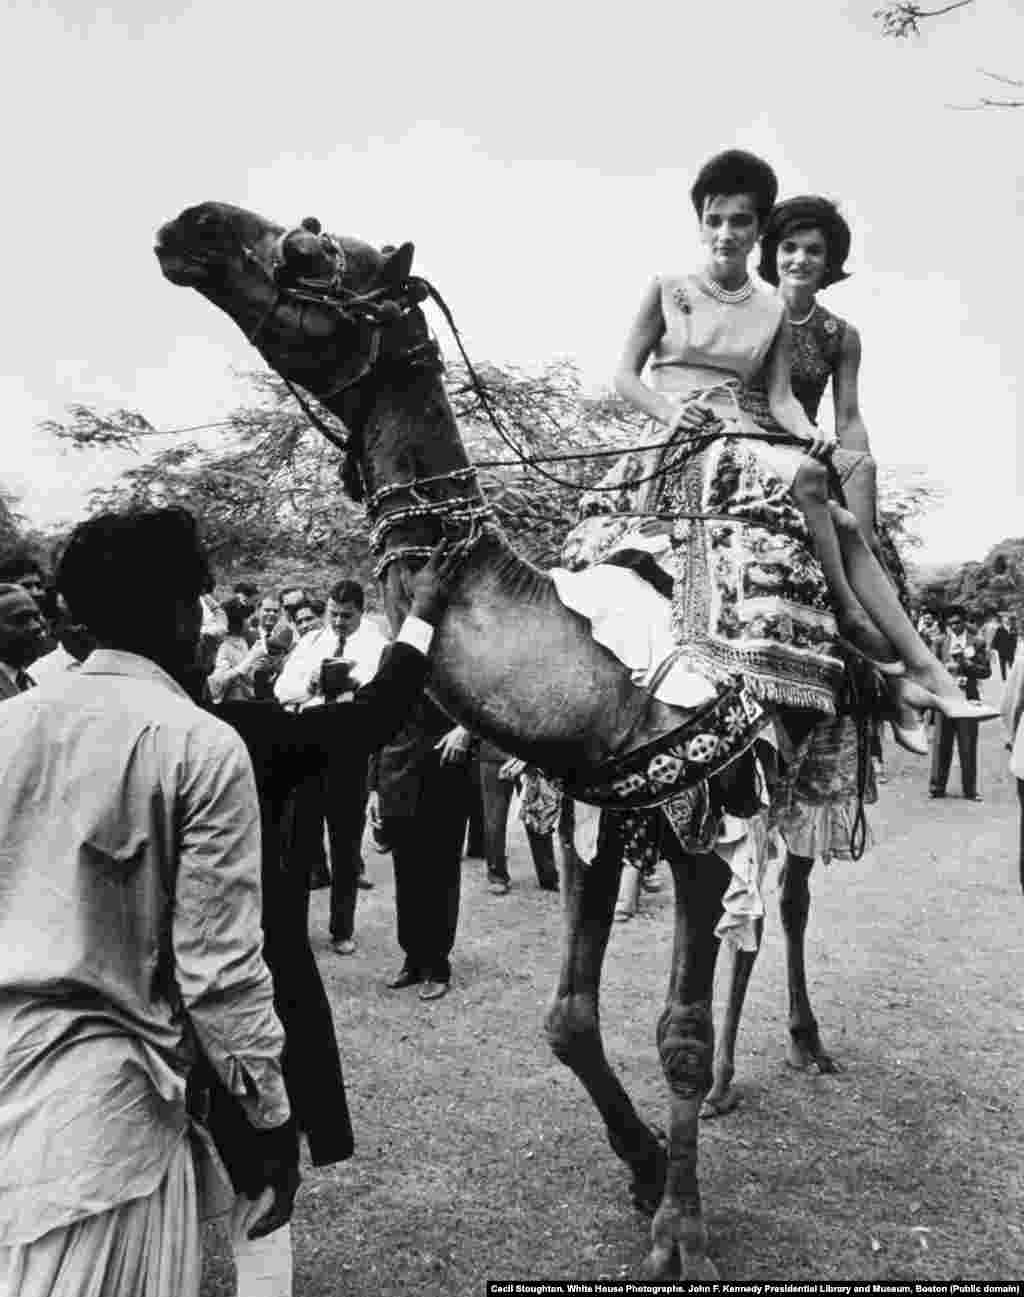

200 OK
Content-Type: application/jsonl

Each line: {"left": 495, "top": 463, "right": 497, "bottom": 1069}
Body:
{"left": 832, "top": 324, "right": 871, "bottom": 454}
{"left": 613, "top": 279, "right": 677, "bottom": 426}
{"left": 766, "top": 322, "right": 820, "bottom": 442}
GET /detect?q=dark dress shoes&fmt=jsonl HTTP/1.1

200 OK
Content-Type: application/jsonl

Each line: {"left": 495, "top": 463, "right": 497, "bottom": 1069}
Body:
{"left": 418, "top": 978, "right": 450, "bottom": 1001}
{"left": 386, "top": 966, "right": 423, "bottom": 990}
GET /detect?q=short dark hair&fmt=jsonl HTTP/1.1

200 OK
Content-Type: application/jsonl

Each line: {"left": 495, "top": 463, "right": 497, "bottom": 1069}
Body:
{"left": 233, "top": 581, "right": 259, "bottom": 600}
{"left": 308, "top": 596, "right": 326, "bottom": 617}
{"left": 329, "top": 579, "right": 364, "bottom": 610}
{"left": 690, "top": 150, "right": 778, "bottom": 230}
{"left": 55, "top": 507, "right": 212, "bottom": 647}
{"left": 758, "top": 195, "right": 852, "bottom": 290}
{"left": 222, "top": 596, "right": 251, "bottom": 635}
{"left": 0, "top": 547, "right": 44, "bottom": 584}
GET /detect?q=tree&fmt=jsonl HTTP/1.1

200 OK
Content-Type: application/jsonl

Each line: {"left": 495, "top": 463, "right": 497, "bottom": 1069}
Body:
{"left": 874, "top": 1, "right": 1024, "bottom": 108}
{"left": 43, "top": 362, "right": 649, "bottom": 585}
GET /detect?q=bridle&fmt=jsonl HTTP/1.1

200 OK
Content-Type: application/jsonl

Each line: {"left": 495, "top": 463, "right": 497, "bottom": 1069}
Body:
{"left": 234, "top": 219, "right": 494, "bottom": 579}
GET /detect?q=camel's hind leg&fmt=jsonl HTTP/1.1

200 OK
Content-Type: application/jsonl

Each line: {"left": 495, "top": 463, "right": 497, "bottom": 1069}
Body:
{"left": 645, "top": 841, "right": 730, "bottom": 1281}
{"left": 544, "top": 811, "right": 666, "bottom": 1213}
{"left": 780, "top": 852, "right": 838, "bottom": 1072}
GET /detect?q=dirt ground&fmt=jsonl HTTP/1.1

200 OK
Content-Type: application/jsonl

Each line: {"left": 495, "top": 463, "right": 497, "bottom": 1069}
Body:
{"left": 201, "top": 677, "right": 1023, "bottom": 1293}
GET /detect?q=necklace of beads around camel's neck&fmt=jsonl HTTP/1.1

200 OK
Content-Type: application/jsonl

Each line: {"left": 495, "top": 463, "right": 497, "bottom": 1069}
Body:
{"left": 699, "top": 274, "right": 754, "bottom": 305}
{"left": 786, "top": 302, "right": 817, "bottom": 327}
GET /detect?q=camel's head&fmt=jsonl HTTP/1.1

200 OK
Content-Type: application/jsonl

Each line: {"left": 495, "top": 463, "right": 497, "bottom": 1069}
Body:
{"left": 155, "top": 202, "right": 424, "bottom": 416}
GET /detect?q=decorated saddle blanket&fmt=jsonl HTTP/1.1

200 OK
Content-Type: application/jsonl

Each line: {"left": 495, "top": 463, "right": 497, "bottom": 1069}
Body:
{"left": 555, "top": 417, "right": 848, "bottom": 716}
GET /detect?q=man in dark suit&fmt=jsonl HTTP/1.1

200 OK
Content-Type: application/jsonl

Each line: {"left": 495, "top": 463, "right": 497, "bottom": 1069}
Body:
{"left": 929, "top": 609, "right": 991, "bottom": 801}
{"left": 0, "top": 583, "right": 46, "bottom": 699}
{"left": 992, "top": 615, "right": 1018, "bottom": 682}
{"left": 193, "top": 539, "right": 465, "bottom": 1228}
{"left": 373, "top": 708, "right": 474, "bottom": 1001}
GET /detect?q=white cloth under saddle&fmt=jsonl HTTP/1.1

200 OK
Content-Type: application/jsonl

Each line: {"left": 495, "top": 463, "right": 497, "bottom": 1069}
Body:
{"left": 549, "top": 560, "right": 717, "bottom": 710}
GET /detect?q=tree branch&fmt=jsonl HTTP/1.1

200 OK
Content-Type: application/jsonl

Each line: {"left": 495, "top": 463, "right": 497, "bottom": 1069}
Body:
{"left": 874, "top": 1, "right": 975, "bottom": 39}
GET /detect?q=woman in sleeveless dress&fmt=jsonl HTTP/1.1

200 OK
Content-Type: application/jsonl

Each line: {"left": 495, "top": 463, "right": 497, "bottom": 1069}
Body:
{"left": 612, "top": 149, "right": 994, "bottom": 731}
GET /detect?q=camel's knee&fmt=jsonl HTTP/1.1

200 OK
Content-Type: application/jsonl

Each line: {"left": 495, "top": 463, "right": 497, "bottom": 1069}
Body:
{"left": 792, "top": 458, "right": 830, "bottom": 507}
{"left": 545, "top": 993, "right": 600, "bottom": 1067}
{"left": 657, "top": 1004, "right": 714, "bottom": 1099}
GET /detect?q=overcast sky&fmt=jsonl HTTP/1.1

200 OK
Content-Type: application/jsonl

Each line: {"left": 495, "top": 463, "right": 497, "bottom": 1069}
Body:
{"left": 3, "top": 0, "right": 1021, "bottom": 563}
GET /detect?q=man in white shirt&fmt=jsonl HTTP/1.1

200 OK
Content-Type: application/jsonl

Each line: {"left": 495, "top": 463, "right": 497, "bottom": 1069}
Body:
{"left": 273, "top": 603, "right": 334, "bottom": 711}
{"left": 929, "top": 609, "right": 991, "bottom": 801}
{"left": 0, "top": 508, "right": 295, "bottom": 1297}
{"left": 317, "top": 581, "right": 389, "bottom": 949}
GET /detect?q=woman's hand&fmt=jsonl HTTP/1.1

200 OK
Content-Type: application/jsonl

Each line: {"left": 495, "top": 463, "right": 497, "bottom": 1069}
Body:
{"left": 667, "top": 400, "right": 717, "bottom": 436}
{"left": 499, "top": 757, "right": 526, "bottom": 781}
{"left": 802, "top": 435, "right": 832, "bottom": 460}
{"left": 435, "top": 725, "right": 472, "bottom": 764}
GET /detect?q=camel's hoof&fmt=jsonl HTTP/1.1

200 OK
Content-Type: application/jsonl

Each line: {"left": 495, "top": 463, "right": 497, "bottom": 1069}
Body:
{"left": 642, "top": 1245, "right": 719, "bottom": 1281}
{"left": 700, "top": 1087, "right": 740, "bottom": 1120}
{"left": 786, "top": 1040, "right": 842, "bottom": 1074}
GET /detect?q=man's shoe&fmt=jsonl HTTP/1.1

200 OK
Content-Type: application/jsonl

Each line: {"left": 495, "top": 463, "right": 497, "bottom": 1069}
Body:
{"left": 487, "top": 877, "right": 510, "bottom": 895}
{"left": 387, "top": 966, "right": 423, "bottom": 990}
{"left": 331, "top": 938, "right": 356, "bottom": 956}
{"left": 418, "top": 979, "right": 450, "bottom": 1001}
{"left": 928, "top": 789, "right": 946, "bottom": 799}
{"left": 537, "top": 875, "right": 559, "bottom": 892}
{"left": 965, "top": 792, "right": 983, "bottom": 802}
{"left": 356, "top": 875, "right": 374, "bottom": 890}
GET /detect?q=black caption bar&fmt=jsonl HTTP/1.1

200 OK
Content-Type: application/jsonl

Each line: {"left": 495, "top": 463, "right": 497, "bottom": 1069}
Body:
{"left": 485, "top": 1284, "right": 1023, "bottom": 1297}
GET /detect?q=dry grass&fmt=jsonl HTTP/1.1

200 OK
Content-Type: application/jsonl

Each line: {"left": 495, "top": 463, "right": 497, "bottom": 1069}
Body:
{"left": 202, "top": 690, "right": 1023, "bottom": 1293}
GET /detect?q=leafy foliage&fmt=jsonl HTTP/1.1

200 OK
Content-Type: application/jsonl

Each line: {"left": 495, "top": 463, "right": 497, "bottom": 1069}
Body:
{"left": 915, "top": 538, "right": 1024, "bottom": 616}
{"left": 46, "top": 362, "right": 649, "bottom": 582}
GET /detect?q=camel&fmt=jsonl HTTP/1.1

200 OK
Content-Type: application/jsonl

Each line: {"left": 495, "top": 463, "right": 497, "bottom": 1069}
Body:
{"left": 154, "top": 202, "right": 847, "bottom": 1278}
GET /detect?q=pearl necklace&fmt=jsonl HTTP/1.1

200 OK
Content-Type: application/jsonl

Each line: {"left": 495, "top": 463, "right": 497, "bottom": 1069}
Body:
{"left": 699, "top": 274, "right": 754, "bottom": 305}
{"left": 787, "top": 302, "right": 817, "bottom": 327}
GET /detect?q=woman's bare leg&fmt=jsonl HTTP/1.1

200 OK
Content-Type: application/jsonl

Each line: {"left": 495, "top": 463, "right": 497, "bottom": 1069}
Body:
{"left": 838, "top": 455, "right": 883, "bottom": 564}
{"left": 790, "top": 460, "right": 895, "bottom": 663}
{"left": 827, "top": 502, "right": 963, "bottom": 697}
{"left": 791, "top": 460, "right": 964, "bottom": 703}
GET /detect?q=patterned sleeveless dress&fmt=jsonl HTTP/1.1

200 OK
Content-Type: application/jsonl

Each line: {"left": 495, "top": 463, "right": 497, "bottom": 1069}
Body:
{"left": 765, "top": 303, "right": 878, "bottom": 862}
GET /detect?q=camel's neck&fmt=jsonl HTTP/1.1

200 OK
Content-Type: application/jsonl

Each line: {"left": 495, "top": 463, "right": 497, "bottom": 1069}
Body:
{"left": 328, "top": 370, "right": 679, "bottom": 773}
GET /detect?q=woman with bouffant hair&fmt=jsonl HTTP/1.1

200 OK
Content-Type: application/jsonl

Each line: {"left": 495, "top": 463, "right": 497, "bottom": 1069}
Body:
{"left": 756, "top": 196, "right": 883, "bottom": 555}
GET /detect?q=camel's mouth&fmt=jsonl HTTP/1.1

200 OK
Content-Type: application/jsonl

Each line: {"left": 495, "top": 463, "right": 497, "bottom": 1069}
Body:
{"left": 153, "top": 243, "right": 212, "bottom": 285}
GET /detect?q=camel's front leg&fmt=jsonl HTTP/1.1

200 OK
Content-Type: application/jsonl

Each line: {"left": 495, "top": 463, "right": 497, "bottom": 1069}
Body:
{"left": 700, "top": 916, "right": 763, "bottom": 1118}
{"left": 645, "top": 844, "right": 730, "bottom": 1280}
{"left": 544, "top": 812, "right": 666, "bottom": 1212}
{"left": 780, "top": 852, "right": 838, "bottom": 1072}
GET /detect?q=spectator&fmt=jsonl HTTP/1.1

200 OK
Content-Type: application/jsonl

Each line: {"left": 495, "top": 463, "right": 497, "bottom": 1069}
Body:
{"left": 0, "top": 508, "right": 294, "bottom": 1297}
{"left": 0, "top": 584, "right": 46, "bottom": 699}
{"left": 274, "top": 602, "right": 337, "bottom": 895}
{"left": 477, "top": 741, "right": 560, "bottom": 894}
{"left": 326, "top": 580, "right": 388, "bottom": 686}
{"left": 323, "top": 580, "right": 390, "bottom": 903}
{"left": 273, "top": 602, "right": 332, "bottom": 711}
{"left": 23, "top": 594, "right": 95, "bottom": 687}
{"left": 280, "top": 587, "right": 307, "bottom": 630}
{"left": 0, "top": 548, "right": 47, "bottom": 605}
{"left": 233, "top": 580, "right": 260, "bottom": 612}
{"left": 251, "top": 594, "right": 294, "bottom": 698}
{"left": 209, "top": 596, "right": 265, "bottom": 703}
{"left": 929, "top": 609, "right": 991, "bottom": 802}
{"left": 1000, "top": 653, "right": 1024, "bottom": 895}
{"left": 992, "top": 614, "right": 1018, "bottom": 682}
{"left": 375, "top": 712, "right": 474, "bottom": 1000}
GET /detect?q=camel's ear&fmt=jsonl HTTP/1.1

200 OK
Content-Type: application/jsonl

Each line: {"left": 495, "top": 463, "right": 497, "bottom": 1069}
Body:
{"left": 375, "top": 241, "right": 415, "bottom": 288}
